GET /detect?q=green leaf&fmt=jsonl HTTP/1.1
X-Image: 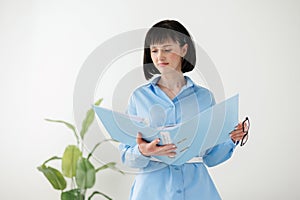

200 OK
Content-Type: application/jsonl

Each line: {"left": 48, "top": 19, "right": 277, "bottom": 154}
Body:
{"left": 94, "top": 98, "right": 103, "bottom": 106}
{"left": 45, "top": 119, "right": 80, "bottom": 145}
{"left": 62, "top": 145, "right": 82, "bottom": 178}
{"left": 37, "top": 165, "right": 66, "bottom": 190}
{"left": 61, "top": 189, "right": 84, "bottom": 200}
{"left": 80, "top": 98, "right": 103, "bottom": 139}
{"left": 80, "top": 109, "right": 95, "bottom": 139}
{"left": 88, "top": 191, "right": 112, "bottom": 200}
{"left": 95, "top": 162, "right": 124, "bottom": 175}
{"left": 76, "top": 157, "right": 96, "bottom": 189}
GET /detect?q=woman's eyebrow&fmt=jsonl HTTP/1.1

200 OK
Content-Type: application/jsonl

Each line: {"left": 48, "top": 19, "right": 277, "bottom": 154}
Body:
{"left": 150, "top": 44, "right": 173, "bottom": 48}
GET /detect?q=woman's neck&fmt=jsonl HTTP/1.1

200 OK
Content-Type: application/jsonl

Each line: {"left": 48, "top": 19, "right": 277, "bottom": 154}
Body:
{"left": 157, "top": 72, "right": 186, "bottom": 90}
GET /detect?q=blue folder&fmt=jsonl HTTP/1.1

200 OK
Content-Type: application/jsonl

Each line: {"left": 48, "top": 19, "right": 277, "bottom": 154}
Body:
{"left": 94, "top": 94, "right": 238, "bottom": 165}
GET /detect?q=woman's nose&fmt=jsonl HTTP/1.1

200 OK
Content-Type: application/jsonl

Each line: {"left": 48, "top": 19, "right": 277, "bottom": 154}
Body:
{"left": 157, "top": 50, "right": 166, "bottom": 60}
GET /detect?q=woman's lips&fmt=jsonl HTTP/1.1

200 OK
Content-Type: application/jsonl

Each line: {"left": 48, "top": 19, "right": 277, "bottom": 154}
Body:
{"left": 158, "top": 62, "right": 169, "bottom": 66}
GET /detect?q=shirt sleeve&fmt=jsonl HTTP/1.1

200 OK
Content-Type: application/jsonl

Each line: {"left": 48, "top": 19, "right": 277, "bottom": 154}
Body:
{"left": 119, "top": 144, "right": 151, "bottom": 168}
{"left": 203, "top": 139, "right": 237, "bottom": 167}
{"left": 119, "top": 92, "right": 151, "bottom": 168}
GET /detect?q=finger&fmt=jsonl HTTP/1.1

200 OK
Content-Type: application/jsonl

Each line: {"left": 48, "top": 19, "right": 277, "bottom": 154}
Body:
{"left": 168, "top": 152, "right": 177, "bottom": 157}
{"left": 231, "top": 132, "right": 245, "bottom": 139}
{"left": 232, "top": 135, "right": 241, "bottom": 141}
{"left": 157, "top": 150, "right": 177, "bottom": 157}
{"left": 156, "top": 144, "right": 177, "bottom": 154}
{"left": 231, "top": 132, "right": 246, "bottom": 141}
{"left": 136, "top": 132, "right": 144, "bottom": 145}
{"left": 234, "top": 131, "right": 247, "bottom": 137}
{"left": 234, "top": 126, "right": 243, "bottom": 131}
{"left": 230, "top": 130, "right": 243, "bottom": 137}
{"left": 231, "top": 129, "right": 244, "bottom": 135}
{"left": 235, "top": 122, "right": 242, "bottom": 128}
{"left": 165, "top": 147, "right": 177, "bottom": 153}
{"left": 161, "top": 145, "right": 177, "bottom": 152}
{"left": 149, "top": 138, "right": 160, "bottom": 147}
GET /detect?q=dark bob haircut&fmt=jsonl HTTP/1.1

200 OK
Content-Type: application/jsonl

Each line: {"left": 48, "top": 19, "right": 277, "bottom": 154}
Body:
{"left": 143, "top": 20, "right": 196, "bottom": 80}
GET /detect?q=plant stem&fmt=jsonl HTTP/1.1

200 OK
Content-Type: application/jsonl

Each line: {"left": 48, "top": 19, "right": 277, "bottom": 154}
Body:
{"left": 87, "top": 139, "right": 117, "bottom": 160}
{"left": 71, "top": 177, "right": 74, "bottom": 189}
{"left": 88, "top": 191, "right": 112, "bottom": 200}
{"left": 42, "top": 156, "right": 62, "bottom": 166}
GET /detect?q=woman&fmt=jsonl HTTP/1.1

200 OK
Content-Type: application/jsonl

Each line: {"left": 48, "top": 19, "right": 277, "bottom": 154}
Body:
{"left": 119, "top": 20, "right": 247, "bottom": 200}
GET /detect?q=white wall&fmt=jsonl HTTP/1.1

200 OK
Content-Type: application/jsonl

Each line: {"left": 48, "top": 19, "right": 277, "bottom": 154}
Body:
{"left": 1, "top": 0, "right": 299, "bottom": 199}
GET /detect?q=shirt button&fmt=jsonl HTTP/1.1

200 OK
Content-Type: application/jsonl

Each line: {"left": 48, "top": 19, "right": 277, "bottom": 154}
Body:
{"left": 174, "top": 167, "right": 180, "bottom": 170}
{"left": 176, "top": 189, "right": 182, "bottom": 193}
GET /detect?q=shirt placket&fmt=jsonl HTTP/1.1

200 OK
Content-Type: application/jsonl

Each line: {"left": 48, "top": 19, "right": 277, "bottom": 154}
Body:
{"left": 169, "top": 98, "right": 184, "bottom": 199}
{"left": 169, "top": 99, "right": 177, "bottom": 125}
{"left": 170, "top": 165, "right": 184, "bottom": 199}
{"left": 153, "top": 84, "right": 177, "bottom": 126}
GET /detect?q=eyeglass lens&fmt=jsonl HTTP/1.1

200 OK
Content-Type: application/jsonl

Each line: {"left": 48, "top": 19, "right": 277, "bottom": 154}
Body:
{"left": 241, "top": 117, "right": 250, "bottom": 146}
{"left": 243, "top": 117, "right": 249, "bottom": 133}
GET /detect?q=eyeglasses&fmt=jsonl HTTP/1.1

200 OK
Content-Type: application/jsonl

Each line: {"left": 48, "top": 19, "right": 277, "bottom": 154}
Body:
{"left": 240, "top": 117, "right": 250, "bottom": 146}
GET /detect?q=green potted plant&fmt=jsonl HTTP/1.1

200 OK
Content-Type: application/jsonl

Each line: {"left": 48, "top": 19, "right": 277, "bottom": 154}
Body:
{"left": 37, "top": 99, "right": 123, "bottom": 200}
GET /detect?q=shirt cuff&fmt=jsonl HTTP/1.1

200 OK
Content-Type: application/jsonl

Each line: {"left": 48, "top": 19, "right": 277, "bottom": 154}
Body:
{"left": 132, "top": 145, "right": 151, "bottom": 161}
{"left": 228, "top": 139, "right": 238, "bottom": 148}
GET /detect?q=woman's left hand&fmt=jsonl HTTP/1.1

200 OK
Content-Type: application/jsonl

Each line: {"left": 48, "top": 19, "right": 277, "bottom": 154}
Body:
{"left": 230, "top": 122, "right": 247, "bottom": 143}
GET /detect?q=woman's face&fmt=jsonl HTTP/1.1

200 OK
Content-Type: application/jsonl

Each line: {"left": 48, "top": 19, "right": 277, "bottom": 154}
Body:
{"left": 150, "top": 39, "right": 187, "bottom": 75}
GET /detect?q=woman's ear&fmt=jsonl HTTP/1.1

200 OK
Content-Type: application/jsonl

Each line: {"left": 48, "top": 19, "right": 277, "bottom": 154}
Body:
{"left": 181, "top": 43, "right": 188, "bottom": 57}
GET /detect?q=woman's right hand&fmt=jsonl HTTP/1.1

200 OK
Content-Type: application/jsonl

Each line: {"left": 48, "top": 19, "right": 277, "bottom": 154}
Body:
{"left": 136, "top": 132, "right": 177, "bottom": 157}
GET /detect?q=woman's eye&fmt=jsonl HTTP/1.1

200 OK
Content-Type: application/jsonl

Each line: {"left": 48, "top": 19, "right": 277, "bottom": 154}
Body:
{"left": 150, "top": 49, "right": 171, "bottom": 53}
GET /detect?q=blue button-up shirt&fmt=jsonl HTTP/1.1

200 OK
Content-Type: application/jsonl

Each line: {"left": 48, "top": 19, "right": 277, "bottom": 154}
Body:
{"left": 120, "top": 76, "right": 236, "bottom": 200}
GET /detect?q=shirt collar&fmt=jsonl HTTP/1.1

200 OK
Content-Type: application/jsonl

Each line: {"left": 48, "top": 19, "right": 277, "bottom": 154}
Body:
{"left": 148, "top": 75, "right": 195, "bottom": 89}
